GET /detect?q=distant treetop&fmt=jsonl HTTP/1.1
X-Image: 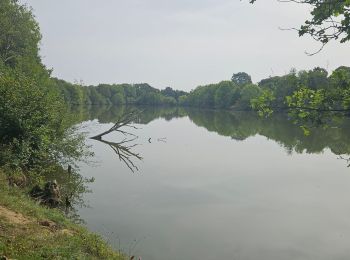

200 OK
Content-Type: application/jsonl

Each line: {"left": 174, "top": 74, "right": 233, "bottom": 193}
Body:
{"left": 231, "top": 72, "right": 252, "bottom": 86}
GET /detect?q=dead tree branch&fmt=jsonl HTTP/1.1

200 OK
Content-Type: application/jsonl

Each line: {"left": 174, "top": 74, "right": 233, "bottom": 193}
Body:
{"left": 96, "top": 138, "right": 142, "bottom": 173}
{"left": 90, "top": 110, "right": 143, "bottom": 172}
{"left": 90, "top": 110, "right": 141, "bottom": 140}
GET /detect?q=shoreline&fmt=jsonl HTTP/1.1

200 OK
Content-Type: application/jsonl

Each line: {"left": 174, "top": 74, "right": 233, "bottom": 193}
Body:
{"left": 0, "top": 170, "right": 125, "bottom": 260}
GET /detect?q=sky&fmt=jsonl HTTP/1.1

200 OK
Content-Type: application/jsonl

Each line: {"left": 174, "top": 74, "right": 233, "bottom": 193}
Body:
{"left": 23, "top": 0, "right": 350, "bottom": 91}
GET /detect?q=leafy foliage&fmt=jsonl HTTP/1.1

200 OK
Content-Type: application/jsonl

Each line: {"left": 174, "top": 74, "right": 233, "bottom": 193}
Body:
{"left": 249, "top": 0, "right": 350, "bottom": 51}
{"left": 238, "top": 83, "right": 262, "bottom": 109}
{"left": 182, "top": 75, "right": 258, "bottom": 110}
{"left": 251, "top": 89, "right": 276, "bottom": 116}
{"left": 0, "top": 0, "right": 89, "bottom": 175}
{"left": 251, "top": 66, "right": 350, "bottom": 133}
{"left": 231, "top": 72, "right": 252, "bottom": 86}
{"left": 54, "top": 80, "right": 180, "bottom": 107}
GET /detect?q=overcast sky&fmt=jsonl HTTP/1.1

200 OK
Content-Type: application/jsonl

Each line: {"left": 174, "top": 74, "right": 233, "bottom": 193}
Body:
{"left": 23, "top": 0, "right": 350, "bottom": 91}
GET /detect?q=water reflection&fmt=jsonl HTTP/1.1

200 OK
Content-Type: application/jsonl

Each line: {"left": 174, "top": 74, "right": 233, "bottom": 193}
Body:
{"left": 41, "top": 165, "right": 94, "bottom": 224}
{"left": 187, "top": 109, "right": 350, "bottom": 155}
{"left": 75, "top": 106, "right": 350, "bottom": 260}
{"left": 90, "top": 109, "right": 143, "bottom": 172}
{"left": 72, "top": 105, "right": 350, "bottom": 157}
{"left": 69, "top": 105, "right": 186, "bottom": 125}
{"left": 92, "top": 137, "right": 142, "bottom": 173}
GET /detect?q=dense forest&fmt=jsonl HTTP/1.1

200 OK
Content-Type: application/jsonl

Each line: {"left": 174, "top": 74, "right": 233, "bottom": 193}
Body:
{"left": 182, "top": 67, "right": 350, "bottom": 113}
{"left": 56, "top": 67, "right": 350, "bottom": 116}
{"left": 53, "top": 79, "right": 187, "bottom": 106}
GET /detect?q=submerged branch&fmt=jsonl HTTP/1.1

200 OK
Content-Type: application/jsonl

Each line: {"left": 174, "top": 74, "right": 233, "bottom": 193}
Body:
{"left": 90, "top": 110, "right": 141, "bottom": 140}
{"left": 90, "top": 109, "right": 143, "bottom": 172}
{"left": 96, "top": 138, "right": 142, "bottom": 173}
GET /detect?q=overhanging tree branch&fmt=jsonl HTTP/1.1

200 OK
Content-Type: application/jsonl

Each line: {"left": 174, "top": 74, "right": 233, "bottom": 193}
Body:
{"left": 248, "top": 0, "right": 350, "bottom": 52}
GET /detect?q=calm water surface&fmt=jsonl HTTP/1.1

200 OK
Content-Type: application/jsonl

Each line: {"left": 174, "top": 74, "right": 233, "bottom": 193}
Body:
{"left": 76, "top": 107, "right": 350, "bottom": 260}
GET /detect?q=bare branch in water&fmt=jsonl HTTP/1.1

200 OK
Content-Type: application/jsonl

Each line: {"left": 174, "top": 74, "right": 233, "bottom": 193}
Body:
{"left": 96, "top": 137, "right": 142, "bottom": 173}
{"left": 90, "top": 110, "right": 143, "bottom": 172}
{"left": 90, "top": 110, "right": 141, "bottom": 140}
{"left": 338, "top": 155, "right": 350, "bottom": 168}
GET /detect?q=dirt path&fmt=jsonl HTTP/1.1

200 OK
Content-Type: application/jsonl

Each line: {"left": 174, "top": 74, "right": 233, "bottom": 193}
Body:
{"left": 0, "top": 205, "right": 31, "bottom": 225}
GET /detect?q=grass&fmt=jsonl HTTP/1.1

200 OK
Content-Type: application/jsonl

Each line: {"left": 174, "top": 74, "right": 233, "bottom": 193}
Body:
{"left": 0, "top": 170, "right": 126, "bottom": 260}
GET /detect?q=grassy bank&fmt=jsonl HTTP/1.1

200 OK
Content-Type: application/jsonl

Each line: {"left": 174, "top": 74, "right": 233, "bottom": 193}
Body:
{"left": 0, "top": 170, "right": 125, "bottom": 260}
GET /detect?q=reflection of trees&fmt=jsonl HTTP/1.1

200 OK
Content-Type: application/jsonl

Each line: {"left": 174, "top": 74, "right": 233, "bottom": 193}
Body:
{"left": 62, "top": 105, "right": 350, "bottom": 221}
{"left": 186, "top": 109, "right": 350, "bottom": 155}
{"left": 188, "top": 109, "right": 259, "bottom": 140}
{"left": 69, "top": 105, "right": 187, "bottom": 125}
{"left": 72, "top": 105, "right": 350, "bottom": 156}
{"left": 133, "top": 106, "right": 187, "bottom": 124}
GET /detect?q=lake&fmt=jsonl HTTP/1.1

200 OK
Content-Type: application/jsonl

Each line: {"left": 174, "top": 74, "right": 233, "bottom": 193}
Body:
{"left": 75, "top": 106, "right": 350, "bottom": 260}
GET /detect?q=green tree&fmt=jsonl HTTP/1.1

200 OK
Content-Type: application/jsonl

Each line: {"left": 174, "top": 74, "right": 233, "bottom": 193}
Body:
{"left": 88, "top": 87, "right": 107, "bottom": 105}
{"left": 186, "top": 84, "right": 217, "bottom": 108}
{"left": 111, "top": 90, "right": 125, "bottom": 105}
{"left": 238, "top": 84, "right": 262, "bottom": 110}
{"left": 330, "top": 66, "right": 350, "bottom": 89}
{"left": 161, "top": 87, "right": 187, "bottom": 102}
{"left": 214, "top": 81, "right": 239, "bottom": 108}
{"left": 231, "top": 72, "right": 252, "bottom": 86}
{"left": 298, "top": 67, "right": 329, "bottom": 90}
{"left": 178, "top": 95, "right": 188, "bottom": 106}
{"left": 0, "top": 0, "right": 47, "bottom": 77}
{"left": 252, "top": 66, "right": 350, "bottom": 132}
{"left": 0, "top": 69, "right": 79, "bottom": 169}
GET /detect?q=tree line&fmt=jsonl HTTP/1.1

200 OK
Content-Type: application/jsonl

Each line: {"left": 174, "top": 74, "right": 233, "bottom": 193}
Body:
{"left": 56, "top": 67, "right": 350, "bottom": 118}
{"left": 53, "top": 79, "right": 187, "bottom": 106}
{"left": 55, "top": 71, "right": 263, "bottom": 110}
{"left": 251, "top": 66, "right": 350, "bottom": 132}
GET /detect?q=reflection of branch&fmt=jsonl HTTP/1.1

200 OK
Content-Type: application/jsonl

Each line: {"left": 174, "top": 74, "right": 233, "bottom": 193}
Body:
{"left": 97, "top": 138, "right": 142, "bottom": 173}
{"left": 338, "top": 155, "right": 350, "bottom": 168}
{"left": 91, "top": 110, "right": 141, "bottom": 140}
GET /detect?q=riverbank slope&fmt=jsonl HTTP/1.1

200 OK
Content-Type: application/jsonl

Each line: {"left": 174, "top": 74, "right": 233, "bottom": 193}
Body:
{"left": 0, "top": 170, "right": 125, "bottom": 260}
